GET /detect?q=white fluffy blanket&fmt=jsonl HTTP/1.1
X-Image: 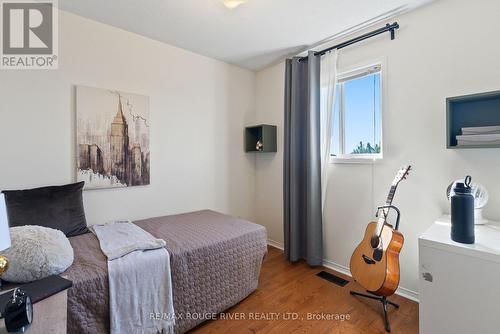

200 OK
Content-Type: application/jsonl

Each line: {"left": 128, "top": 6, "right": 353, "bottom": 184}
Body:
{"left": 91, "top": 221, "right": 175, "bottom": 334}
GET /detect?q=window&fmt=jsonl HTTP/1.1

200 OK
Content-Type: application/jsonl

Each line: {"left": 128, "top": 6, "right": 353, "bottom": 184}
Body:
{"left": 330, "top": 64, "right": 382, "bottom": 161}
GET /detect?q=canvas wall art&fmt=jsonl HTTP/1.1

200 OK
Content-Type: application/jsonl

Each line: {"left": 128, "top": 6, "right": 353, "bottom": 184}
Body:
{"left": 76, "top": 85, "right": 150, "bottom": 189}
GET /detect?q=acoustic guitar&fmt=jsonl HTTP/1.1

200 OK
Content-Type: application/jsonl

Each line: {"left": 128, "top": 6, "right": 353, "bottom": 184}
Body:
{"left": 349, "top": 166, "right": 411, "bottom": 296}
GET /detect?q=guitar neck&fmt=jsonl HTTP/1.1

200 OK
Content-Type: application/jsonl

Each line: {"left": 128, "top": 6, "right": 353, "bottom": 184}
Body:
{"left": 372, "top": 165, "right": 411, "bottom": 238}
{"left": 385, "top": 185, "right": 398, "bottom": 206}
{"left": 375, "top": 185, "right": 398, "bottom": 233}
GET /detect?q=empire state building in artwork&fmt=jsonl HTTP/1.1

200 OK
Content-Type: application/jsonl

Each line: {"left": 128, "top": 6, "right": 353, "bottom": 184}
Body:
{"left": 110, "top": 98, "right": 130, "bottom": 184}
{"left": 77, "top": 86, "right": 150, "bottom": 189}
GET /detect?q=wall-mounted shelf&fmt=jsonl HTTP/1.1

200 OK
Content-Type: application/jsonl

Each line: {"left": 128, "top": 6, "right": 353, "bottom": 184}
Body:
{"left": 245, "top": 124, "right": 277, "bottom": 152}
{"left": 447, "top": 90, "right": 500, "bottom": 149}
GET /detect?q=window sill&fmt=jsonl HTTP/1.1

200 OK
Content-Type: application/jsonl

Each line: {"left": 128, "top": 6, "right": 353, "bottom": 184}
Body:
{"left": 329, "top": 155, "right": 383, "bottom": 164}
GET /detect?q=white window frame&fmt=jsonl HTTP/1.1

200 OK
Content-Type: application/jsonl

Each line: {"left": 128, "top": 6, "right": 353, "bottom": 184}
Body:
{"left": 330, "top": 59, "right": 385, "bottom": 164}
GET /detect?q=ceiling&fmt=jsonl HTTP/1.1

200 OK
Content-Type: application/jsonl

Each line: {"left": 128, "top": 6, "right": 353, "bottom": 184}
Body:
{"left": 58, "top": 0, "right": 434, "bottom": 71}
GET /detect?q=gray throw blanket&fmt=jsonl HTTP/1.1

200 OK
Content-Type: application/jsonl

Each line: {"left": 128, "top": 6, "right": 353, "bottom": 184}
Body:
{"left": 91, "top": 221, "right": 175, "bottom": 334}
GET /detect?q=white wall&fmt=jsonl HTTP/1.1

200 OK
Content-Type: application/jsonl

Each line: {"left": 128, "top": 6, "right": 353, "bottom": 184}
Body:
{"left": 255, "top": 0, "right": 500, "bottom": 297}
{"left": 0, "top": 10, "right": 257, "bottom": 225}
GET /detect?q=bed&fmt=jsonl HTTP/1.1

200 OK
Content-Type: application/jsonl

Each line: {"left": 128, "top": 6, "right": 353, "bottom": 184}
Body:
{"left": 62, "top": 210, "right": 267, "bottom": 334}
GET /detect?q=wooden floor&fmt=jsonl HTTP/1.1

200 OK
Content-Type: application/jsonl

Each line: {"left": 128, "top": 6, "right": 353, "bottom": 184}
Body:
{"left": 191, "top": 246, "right": 418, "bottom": 334}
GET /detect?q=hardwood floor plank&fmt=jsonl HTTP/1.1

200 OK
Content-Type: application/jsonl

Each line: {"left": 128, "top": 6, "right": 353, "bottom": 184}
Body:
{"left": 190, "top": 246, "right": 418, "bottom": 334}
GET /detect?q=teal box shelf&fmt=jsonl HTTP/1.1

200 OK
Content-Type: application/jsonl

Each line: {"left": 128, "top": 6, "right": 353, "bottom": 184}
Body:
{"left": 245, "top": 124, "right": 277, "bottom": 152}
{"left": 447, "top": 90, "right": 500, "bottom": 149}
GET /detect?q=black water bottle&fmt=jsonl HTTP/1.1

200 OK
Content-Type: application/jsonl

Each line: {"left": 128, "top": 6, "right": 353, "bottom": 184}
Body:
{"left": 451, "top": 175, "right": 475, "bottom": 244}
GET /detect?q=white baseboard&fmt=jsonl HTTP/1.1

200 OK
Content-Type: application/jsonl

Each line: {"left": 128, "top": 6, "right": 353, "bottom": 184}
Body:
{"left": 267, "top": 239, "right": 284, "bottom": 250}
{"left": 267, "top": 240, "right": 419, "bottom": 303}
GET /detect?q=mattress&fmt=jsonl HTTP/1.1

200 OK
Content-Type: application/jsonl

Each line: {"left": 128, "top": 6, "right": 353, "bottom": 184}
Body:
{"left": 62, "top": 210, "right": 268, "bottom": 334}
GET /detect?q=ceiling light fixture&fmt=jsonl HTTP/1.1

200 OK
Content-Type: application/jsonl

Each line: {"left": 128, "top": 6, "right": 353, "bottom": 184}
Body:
{"left": 223, "top": 0, "right": 247, "bottom": 9}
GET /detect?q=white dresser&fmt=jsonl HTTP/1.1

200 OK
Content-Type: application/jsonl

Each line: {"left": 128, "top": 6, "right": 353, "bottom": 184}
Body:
{"left": 419, "top": 216, "right": 500, "bottom": 334}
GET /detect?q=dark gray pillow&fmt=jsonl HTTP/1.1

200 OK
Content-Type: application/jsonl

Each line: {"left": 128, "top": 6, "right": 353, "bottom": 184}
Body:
{"left": 2, "top": 182, "right": 89, "bottom": 237}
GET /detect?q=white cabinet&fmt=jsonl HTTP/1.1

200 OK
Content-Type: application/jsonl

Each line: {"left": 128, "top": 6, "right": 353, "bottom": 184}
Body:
{"left": 419, "top": 217, "right": 500, "bottom": 334}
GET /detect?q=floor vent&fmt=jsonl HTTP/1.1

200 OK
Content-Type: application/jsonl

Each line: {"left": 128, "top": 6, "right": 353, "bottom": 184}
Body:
{"left": 316, "top": 271, "right": 349, "bottom": 287}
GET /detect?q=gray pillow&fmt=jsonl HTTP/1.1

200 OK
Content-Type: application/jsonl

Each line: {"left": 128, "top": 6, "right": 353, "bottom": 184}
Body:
{"left": 0, "top": 225, "right": 74, "bottom": 283}
{"left": 2, "top": 182, "right": 89, "bottom": 237}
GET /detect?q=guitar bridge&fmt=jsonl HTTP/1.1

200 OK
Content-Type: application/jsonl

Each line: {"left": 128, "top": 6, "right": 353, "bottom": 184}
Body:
{"left": 362, "top": 254, "right": 376, "bottom": 264}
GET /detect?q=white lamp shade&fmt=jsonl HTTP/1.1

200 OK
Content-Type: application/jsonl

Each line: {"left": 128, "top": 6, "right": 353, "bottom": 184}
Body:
{"left": 0, "top": 193, "right": 11, "bottom": 251}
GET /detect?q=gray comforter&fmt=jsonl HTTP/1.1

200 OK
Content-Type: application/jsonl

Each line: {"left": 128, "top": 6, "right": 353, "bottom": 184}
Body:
{"left": 62, "top": 210, "right": 268, "bottom": 334}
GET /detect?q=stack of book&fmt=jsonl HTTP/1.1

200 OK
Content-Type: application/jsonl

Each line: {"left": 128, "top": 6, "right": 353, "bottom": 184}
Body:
{"left": 456, "top": 126, "right": 500, "bottom": 146}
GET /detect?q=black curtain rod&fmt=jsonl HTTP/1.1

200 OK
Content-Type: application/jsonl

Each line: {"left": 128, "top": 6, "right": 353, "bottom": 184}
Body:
{"left": 299, "top": 22, "right": 399, "bottom": 61}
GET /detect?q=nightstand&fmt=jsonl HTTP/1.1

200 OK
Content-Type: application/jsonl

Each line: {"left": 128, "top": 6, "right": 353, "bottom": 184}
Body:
{"left": 419, "top": 216, "right": 500, "bottom": 334}
{"left": 0, "top": 275, "right": 72, "bottom": 334}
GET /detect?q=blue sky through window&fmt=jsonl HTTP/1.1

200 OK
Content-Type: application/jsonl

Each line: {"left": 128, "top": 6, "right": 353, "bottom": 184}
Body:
{"left": 331, "top": 72, "right": 381, "bottom": 155}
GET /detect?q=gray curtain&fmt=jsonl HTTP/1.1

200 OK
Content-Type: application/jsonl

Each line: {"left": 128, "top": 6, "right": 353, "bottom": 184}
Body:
{"left": 283, "top": 51, "right": 323, "bottom": 266}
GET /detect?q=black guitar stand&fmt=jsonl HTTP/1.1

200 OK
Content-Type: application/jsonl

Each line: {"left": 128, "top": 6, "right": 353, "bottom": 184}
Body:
{"left": 350, "top": 205, "right": 401, "bottom": 333}
{"left": 349, "top": 290, "right": 400, "bottom": 332}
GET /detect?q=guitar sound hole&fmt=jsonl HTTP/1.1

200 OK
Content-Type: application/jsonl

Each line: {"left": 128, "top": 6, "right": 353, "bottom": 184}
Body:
{"left": 370, "top": 235, "right": 380, "bottom": 248}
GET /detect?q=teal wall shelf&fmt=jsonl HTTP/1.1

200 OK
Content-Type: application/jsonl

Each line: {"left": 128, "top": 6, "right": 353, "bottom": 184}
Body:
{"left": 245, "top": 124, "right": 277, "bottom": 152}
{"left": 446, "top": 90, "right": 500, "bottom": 149}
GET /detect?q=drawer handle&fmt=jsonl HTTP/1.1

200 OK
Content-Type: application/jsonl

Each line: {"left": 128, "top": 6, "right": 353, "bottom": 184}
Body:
{"left": 422, "top": 272, "right": 433, "bottom": 282}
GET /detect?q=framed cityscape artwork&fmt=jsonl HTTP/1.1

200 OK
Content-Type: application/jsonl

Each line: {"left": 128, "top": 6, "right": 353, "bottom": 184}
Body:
{"left": 76, "top": 85, "right": 150, "bottom": 189}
